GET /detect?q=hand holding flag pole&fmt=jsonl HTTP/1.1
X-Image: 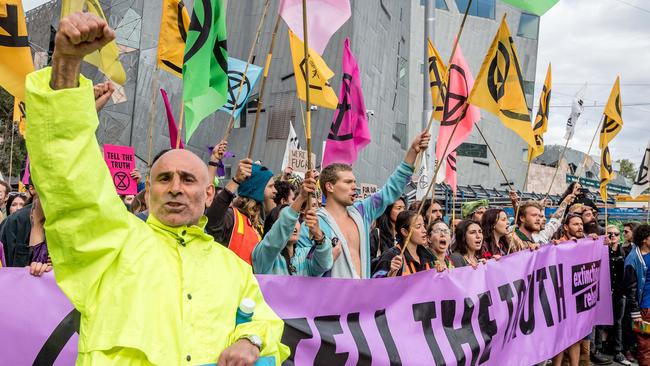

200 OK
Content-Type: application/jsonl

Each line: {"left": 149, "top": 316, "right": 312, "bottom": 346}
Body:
{"left": 402, "top": 0, "right": 474, "bottom": 256}
{"left": 301, "top": 0, "right": 314, "bottom": 171}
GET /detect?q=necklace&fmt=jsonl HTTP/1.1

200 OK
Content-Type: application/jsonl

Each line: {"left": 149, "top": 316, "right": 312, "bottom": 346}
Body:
{"left": 463, "top": 254, "right": 478, "bottom": 266}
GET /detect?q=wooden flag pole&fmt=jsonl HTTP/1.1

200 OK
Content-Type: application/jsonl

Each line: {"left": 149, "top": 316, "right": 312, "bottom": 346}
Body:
{"left": 514, "top": 158, "right": 533, "bottom": 226}
{"left": 400, "top": 104, "right": 468, "bottom": 257}
{"left": 301, "top": 0, "right": 314, "bottom": 171}
{"left": 222, "top": 0, "right": 271, "bottom": 142}
{"left": 8, "top": 121, "right": 15, "bottom": 186}
{"left": 451, "top": 191, "right": 457, "bottom": 232}
{"left": 574, "top": 118, "right": 603, "bottom": 181}
{"left": 422, "top": 0, "right": 473, "bottom": 210}
{"left": 600, "top": 124, "right": 614, "bottom": 230}
{"left": 176, "top": 104, "right": 185, "bottom": 149}
{"left": 474, "top": 124, "right": 515, "bottom": 191}
{"left": 247, "top": 15, "right": 281, "bottom": 159}
{"left": 543, "top": 136, "right": 570, "bottom": 200}
{"left": 146, "top": 66, "right": 161, "bottom": 168}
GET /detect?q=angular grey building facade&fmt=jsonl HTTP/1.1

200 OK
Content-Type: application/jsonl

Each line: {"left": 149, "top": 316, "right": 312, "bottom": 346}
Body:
{"left": 26, "top": 0, "right": 540, "bottom": 188}
{"left": 409, "top": 0, "right": 540, "bottom": 190}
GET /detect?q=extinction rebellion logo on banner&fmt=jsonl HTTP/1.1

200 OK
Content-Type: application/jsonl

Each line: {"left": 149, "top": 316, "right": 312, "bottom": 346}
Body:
{"left": 572, "top": 260, "right": 601, "bottom": 313}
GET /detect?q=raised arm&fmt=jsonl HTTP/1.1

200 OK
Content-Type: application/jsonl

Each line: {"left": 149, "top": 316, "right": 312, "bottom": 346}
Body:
{"left": 25, "top": 13, "right": 139, "bottom": 312}
{"left": 356, "top": 130, "right": 430, "bottom": 222}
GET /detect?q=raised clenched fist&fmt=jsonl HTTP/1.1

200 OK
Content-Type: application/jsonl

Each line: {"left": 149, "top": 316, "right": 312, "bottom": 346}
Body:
{"left": 55, "top": 12, "right": 115, "bottom": 60}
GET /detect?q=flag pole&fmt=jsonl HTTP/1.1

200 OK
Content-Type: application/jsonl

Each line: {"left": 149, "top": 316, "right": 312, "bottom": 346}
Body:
{"left": 401, "top": 0, "right": 474, "bottom": 257}
{"left": 222, "top": 0, "right": 271, "bottom": 142}
{"left": 514, "top": 158, "right": 533, "bottom": 226}
{"left": 146, "top": 66, "right": 161, "bottom": 168}
{"left": 247, "top": 15, "right": 281, "bottom": 159}
{"left": 176, "top": 104, "right": 185, "bottom": 149}
{"left": 574, "top": 117, "right": 604, "bottom": 181}
{"left": 474, "top": 124, "right": 514, "bottom": 191}
{"left": 600, "top": 124, "right": 613, "bottom": 230}
{"left": 543, "top": 136, "right": 570, "bottom": 200}
{"left": 301, "top": 0, "right": 314, "bottom": 171}
{"left": 400, "top": 104, "right": 468, "bottom": 257}
{"left": 451, "top": 190, "right": 457, "bottom": 232}
{"left": 8, "top": 121, "right": 15, "bottom": 186}
{"left": 423, "top": 0, "right": 473, "bottom": 208}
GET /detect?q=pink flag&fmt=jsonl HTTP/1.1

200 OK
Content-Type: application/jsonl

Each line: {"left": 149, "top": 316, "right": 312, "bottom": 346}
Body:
{"left": 445, "top": 151, "right": 457, "bottom": 195}
{"left": 322, "top": 38, "right": 370, "bottom": 168}
{"left": 435, "top": 44, "right": 480, "bottom": 165}
{"left": 160, "top": 88, "right": 184, "bottom": 149}
{"left": 279, "top": 0, "right": 351, "bottom": 55}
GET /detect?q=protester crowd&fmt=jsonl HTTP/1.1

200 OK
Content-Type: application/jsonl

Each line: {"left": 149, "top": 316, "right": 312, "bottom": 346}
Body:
{"left": 3, "top": 140, "right": 650, "bottom": 365}
{"left": 1, "top": 11, "right": 650, "bottom": 366}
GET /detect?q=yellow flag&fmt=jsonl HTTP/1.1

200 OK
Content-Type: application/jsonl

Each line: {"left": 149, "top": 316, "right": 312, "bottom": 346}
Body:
{"left": 288, "top": 29, "right": 338, "bottom": 109}
{"left": 468, "top": 17, "right": 535, "bottom": 147}
{"left": 157, "top": 0, "right": 190, "bottom": 78}
{"left": 13, "top": 97, "right": 26, "bottom": 136}
{"left": 60, "top": 0, "right": 126, "bottom": 85}
{"left": 427, "top": 38, "right": 447, "bottom": 122}
{"left": 599, "top": 76, "right": 623, "bottom": 149}
{"left": 600, "top": 145, "right": 613, "bottom": 201}
{"left": 0, "top": 0, "right": 34, "bottom": 100}
{"left": 528, "top": 63, "right": 551, "bottom": 161}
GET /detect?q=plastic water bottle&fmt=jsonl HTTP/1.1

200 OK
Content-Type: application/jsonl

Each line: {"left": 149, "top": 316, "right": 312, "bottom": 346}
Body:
{"left": 201, "top": 298, "right": 275, "bottom": 366}
{"left": 235, "top": 298, "right": 256, "bottom": 325}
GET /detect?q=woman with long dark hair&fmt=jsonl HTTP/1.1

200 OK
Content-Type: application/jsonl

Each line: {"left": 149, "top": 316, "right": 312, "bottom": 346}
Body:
{"left": 450, "top": 220, "right": 485, "bottom": 268}
{"left": 480, "top": 208, "right": 511, "bottom": 259}
{"left": 370, "top": 197, "right": 406, "bottom": 259}
{"left": 373, "top": 210, "right": 435, "bottom": 277}
{"left": 428, "top": 220, "right": 454, "bottom": 271}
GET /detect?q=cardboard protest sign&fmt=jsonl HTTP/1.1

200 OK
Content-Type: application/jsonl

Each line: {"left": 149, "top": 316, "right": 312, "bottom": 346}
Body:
{"left": 360, "top": 183, "right": 378, "bottom": 199}
{"left": 288, "top": 149, "right": 317, "bottom": 173}
{"left": 103, "top": 144, "right": 137, "bottom": 195}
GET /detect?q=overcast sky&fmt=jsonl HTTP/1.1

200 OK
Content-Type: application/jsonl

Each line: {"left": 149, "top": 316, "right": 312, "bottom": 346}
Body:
{"left": 24, "top": 0, "right": 650, "bottom": 164}
{"left": 535, "top": 0, "right": 650, "bottom": 165}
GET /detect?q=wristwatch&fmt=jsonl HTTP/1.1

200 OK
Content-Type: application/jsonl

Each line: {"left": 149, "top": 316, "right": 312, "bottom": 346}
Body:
{"left": 208, "top": 160, "right": 220, "bottom": 167}
{"left": 240, "top": 334, "right": 263, "bottom": 351}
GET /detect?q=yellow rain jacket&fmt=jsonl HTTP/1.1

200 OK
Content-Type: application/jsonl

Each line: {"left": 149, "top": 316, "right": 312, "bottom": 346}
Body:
{"left": 25, "top": 67, "right": 290, "bottom": 366}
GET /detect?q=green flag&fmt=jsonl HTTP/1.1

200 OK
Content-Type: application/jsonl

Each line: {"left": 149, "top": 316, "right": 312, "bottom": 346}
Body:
{"left": 500, "top": 0, "right": 559, "bottom": 16}
{"left": 182, "top": 0, "right": 228, "bottom": 142}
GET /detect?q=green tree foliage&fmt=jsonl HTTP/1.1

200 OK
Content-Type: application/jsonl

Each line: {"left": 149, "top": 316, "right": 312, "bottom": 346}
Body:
{"left": 617, "top": 158, "right": 637, "bottom": 181}
{"left": 0, "top": 87, "right": 27, "bottom": 185}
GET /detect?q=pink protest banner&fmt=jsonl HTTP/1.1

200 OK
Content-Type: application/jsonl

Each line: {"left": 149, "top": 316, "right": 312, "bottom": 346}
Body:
{"left": 103, "top": 144, "right": 137, "bottom": 195}
{"left": 0, "top": 238, "right": 611, "bottom": 365}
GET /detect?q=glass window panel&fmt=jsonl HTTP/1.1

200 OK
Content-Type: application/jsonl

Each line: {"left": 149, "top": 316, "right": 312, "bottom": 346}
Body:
{"left": 454, "top": 0, "right": 476, "bottom": 16}
{"left": 476, "top": 0, "right": 495, "bottom": 19}
{"left": 457, "top": 143, "right": 487, "bottom": 158}
{"left": 517, "top": 13, "right": 539, "bottom": 39}
{"left": 436, "top": 0, "right": 449, "bottom": 10}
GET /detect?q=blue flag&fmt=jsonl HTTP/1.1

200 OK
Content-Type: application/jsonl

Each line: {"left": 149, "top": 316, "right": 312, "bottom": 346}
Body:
{"left": 219, "top": 57, "right": 263, "bottom": 119}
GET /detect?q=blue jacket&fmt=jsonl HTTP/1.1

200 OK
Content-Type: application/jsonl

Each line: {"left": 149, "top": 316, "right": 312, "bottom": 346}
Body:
{"left": 624, "top": 245, "right": 646, "bottom": 319}
{"left": 252, "top": 206, "right": 332, "bottom": 276}
{"left": 298, "top": 161, "right": 414, "bottom": 279}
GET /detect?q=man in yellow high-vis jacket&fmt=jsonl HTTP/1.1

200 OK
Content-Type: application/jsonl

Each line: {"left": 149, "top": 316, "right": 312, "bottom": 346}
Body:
{"left": 25, "top": 12, "right": 289, "bottom": 366}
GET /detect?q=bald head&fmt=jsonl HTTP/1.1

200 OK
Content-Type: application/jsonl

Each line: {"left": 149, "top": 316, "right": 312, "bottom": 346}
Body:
{"left": 148, "top": 149, "right": 214, "bottom": 227}
{"left": 151, "top": 149, "right": 210, "bottom": 185}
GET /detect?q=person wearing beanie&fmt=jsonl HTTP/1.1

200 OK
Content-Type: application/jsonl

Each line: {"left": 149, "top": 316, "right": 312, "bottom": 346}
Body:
{"left": 206, "top": 159, "right": 277, "bottom": 265}
{"left": 461, "top": 199, "right": 489, "bottom": 222}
